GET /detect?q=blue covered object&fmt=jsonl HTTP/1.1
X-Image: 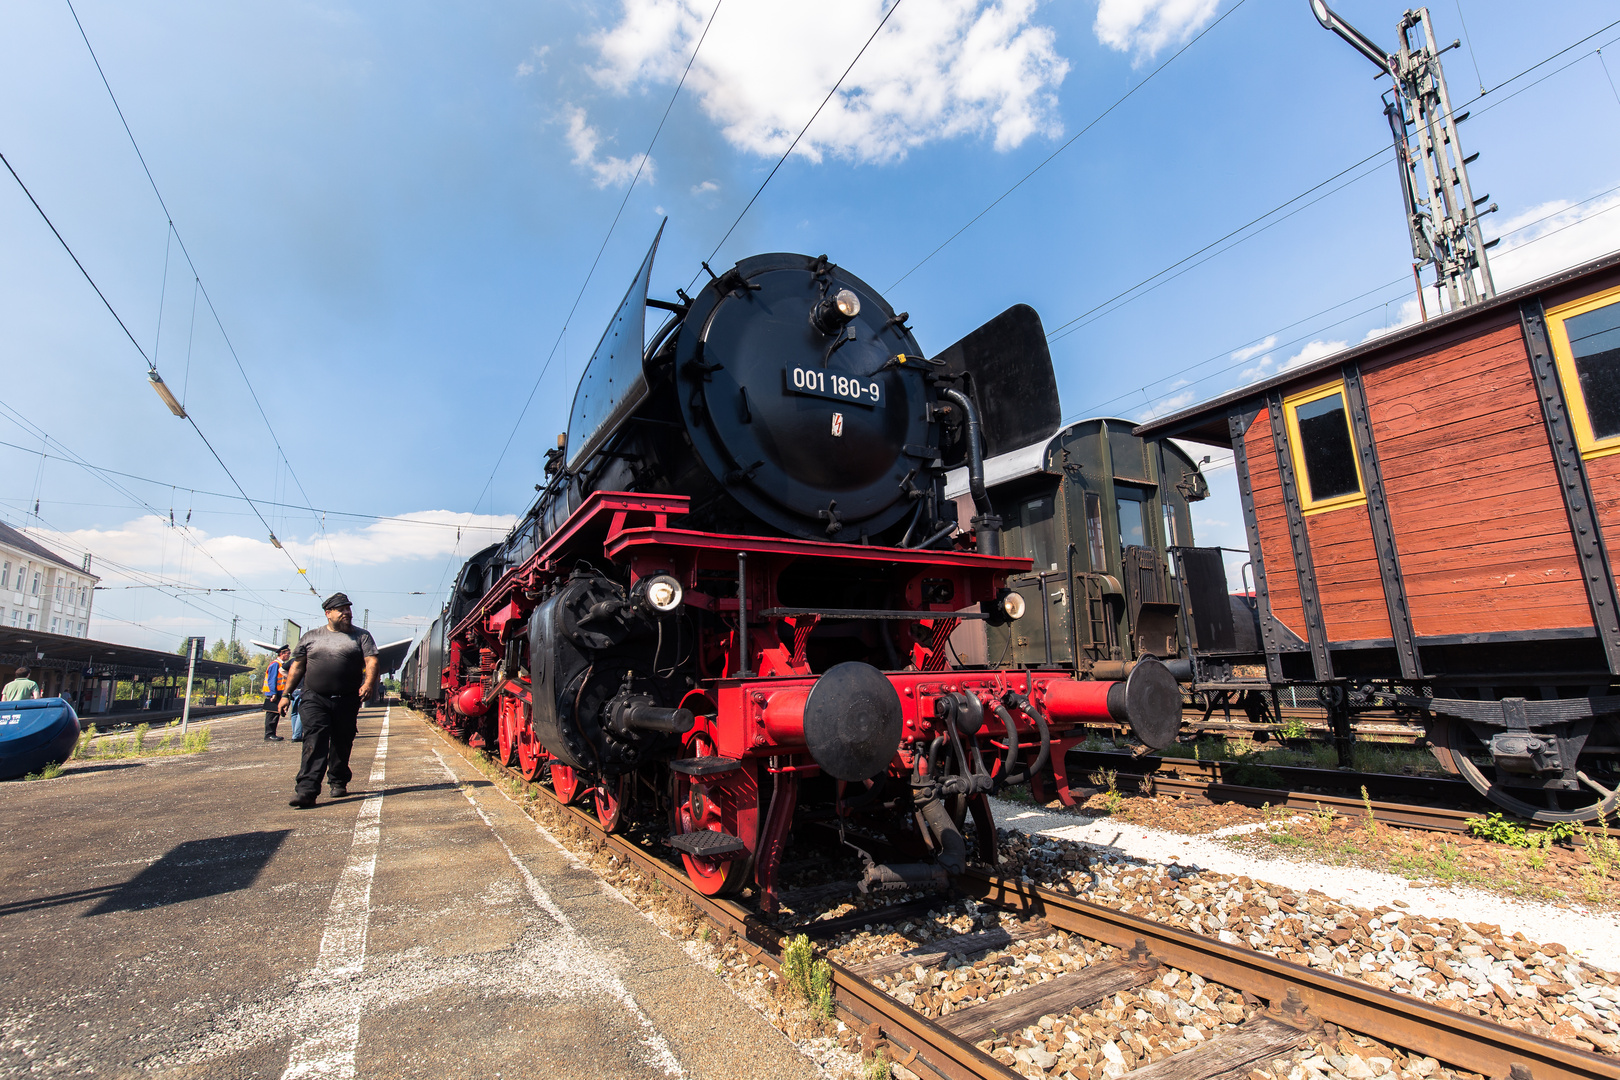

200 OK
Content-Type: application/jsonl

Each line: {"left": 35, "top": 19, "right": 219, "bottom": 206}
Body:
{"left": 0, "top": 698, "right": 81, "bottom": 780}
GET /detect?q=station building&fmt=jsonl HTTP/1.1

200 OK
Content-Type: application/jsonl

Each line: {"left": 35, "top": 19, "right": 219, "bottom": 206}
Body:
{"left": 0, "top": 521, "right": 247, "bottom": 715}
{"left": 0, "top": 520, "right": 97, "bottom": 638}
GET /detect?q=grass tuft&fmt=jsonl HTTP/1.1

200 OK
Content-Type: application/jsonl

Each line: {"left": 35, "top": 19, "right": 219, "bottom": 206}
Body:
{"left": 780, "top": 933, "right": 835, "bottom": 1020}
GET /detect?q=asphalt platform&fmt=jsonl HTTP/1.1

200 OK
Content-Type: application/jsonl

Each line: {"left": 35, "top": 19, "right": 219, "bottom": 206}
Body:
{"left": 0, "top": 709, "right": 822, "bottom": 1080}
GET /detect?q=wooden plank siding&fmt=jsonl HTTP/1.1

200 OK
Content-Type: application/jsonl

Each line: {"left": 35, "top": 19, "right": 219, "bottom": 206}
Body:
{"left": 1243, "top": 408, "right": 1309, "bottom": 642}
{"left": 1301, "top": 505, "right": 1389, "bottom": 642}
{"left": 1586, "top": 451, "right": 1620, "bottom": 582}
{"left": 1362, "top": 323, "right": 1592, "bottom": 637}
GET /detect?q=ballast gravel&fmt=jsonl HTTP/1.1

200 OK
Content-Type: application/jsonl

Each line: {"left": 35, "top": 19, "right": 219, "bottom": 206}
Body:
{"left": 821, "top": 903, "right": 1469, "bottom": 1080}
{"left": 977, "top": 799, "right": 1620, "bottom": 1058}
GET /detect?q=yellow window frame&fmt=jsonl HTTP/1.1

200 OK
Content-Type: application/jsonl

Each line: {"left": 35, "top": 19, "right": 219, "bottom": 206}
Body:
{"left": 1546, "top": 283, "right": 1620, "bottom": 461}
{"left": 1282, "top": 381, "right": 1367, "bottom": 515}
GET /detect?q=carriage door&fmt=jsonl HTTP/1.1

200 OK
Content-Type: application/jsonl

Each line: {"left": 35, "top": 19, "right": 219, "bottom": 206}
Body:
{"left": 1117, "top": 487, "right": 1179, "bottom": 659}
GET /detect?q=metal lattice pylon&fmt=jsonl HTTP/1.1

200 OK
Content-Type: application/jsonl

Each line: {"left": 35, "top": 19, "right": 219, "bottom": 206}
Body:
{"left": 1311, "top": 1, "right": 1497, "bottom": 314}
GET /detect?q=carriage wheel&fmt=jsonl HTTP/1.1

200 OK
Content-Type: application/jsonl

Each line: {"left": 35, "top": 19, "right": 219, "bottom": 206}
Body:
{"left": 1432, "top": 715, "right": 1620, "bottom": 823}
{"left": 670, "top": 733, "right": 751, "bottom": 896}
{"left": 594, "top": 775, "right": 628, "bottom": 833}
{"left": 551, "top": 762, "right": 584, "bottom": 806}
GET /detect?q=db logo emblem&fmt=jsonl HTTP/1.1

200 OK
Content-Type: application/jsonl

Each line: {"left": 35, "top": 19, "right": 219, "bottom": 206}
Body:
{"left": 830, "top": 412, "right": 844, "bottom": 437}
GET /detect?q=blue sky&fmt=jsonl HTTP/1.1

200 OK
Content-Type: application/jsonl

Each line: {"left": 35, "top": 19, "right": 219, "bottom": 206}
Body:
{"left": 2, "top": 0, "right": 1617, "bottom": 652}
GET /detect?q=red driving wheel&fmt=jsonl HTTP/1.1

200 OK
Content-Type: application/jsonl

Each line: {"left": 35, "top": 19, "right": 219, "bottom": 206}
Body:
{"left": 514, "top": 709, "right": 544, "bottom": 782}
{"left": 670, "top": 733, "right": 750, "bottom": 895}
{"left": 496, "top": 699, "right": 519, "bottom": 768}
{"left": 551, "top": 762, "right": 583, "bottom": 805}
{"left": 594, "top": 775, "right": 628, "bottom": 833}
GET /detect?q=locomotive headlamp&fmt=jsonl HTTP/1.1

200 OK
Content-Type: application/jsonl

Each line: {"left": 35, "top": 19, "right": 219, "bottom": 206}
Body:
{"left": 811, "top": 288, "right": 862, "bottom": 334}
{"left": 638, "top": 574, "right": 684, "bottom": 613}
{"left": 999, "top": 589, "right": 1027, "bottom": 621}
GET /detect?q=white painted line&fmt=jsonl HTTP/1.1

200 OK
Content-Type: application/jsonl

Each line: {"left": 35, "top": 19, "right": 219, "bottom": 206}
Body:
{"left": 281, "top": 707, "right": 390, "bottom": 1080}
{"left": 430, "top": 747, "right": 686, "bottom": 1078}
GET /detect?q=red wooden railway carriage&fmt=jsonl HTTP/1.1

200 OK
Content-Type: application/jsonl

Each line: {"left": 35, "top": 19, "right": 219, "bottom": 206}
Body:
{"left": 1135, "top": 252, "right": 1620, "bottom": 822}
{"left": 406, "top": 228, "right": 1184, "bottom": 910}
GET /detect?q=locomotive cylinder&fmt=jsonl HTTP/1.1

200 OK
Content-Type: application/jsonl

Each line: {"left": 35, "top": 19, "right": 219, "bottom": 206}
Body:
{"left": 451, "top": 684, "right": 490, "bottom": 717}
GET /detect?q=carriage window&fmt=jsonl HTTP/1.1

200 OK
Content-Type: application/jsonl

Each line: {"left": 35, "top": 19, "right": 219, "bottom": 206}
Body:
{"left": 1547, "top": 287, "right": 1620, "bottom": 457}
{"left": 1021, "top": 495, "right": 1059, "bottom": 571}
{"left": 1116, "top": 488, "right": 1147, "bottom": 556}
{"left": 1085, "top": 492, "right": 1107, "bottom": 571}
{"left": 1284, "top": 383, "right": 1365, "bottom": 513}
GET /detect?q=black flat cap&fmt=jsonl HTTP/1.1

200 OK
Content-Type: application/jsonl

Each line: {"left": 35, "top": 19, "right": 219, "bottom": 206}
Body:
{"left": 322, "top": 592, "right": 352, "bottom": 611}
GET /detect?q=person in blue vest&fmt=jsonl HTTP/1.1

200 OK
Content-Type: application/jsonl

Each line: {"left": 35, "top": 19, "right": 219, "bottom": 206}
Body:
{"left": 262, "top": 645, "right": 290, "bottom": 741}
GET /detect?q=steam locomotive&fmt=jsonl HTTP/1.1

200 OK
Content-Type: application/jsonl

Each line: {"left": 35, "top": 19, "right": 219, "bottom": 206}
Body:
{"left": 399, "top": 226, "right": 1192, "bottom": 909}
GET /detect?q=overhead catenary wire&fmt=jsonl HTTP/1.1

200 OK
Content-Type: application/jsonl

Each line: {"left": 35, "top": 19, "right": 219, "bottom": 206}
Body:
{"left": 0, "top": 436, "right": 515, "bottom": 530}
{"left": 1077, "top": 185, "right": 1620, "bottom": 423}
{"left": 694, "top": 0, "right": 905, "bottom": 284}
{"left": 0, "top": 150, "right": 153, "bottom": 369}
{"left": 0, "top": 401, "right": 306, "bottom": 624}
{"left": 63, "top": 0, "right": 345, "bottom": 592}
{"left": 0, "top": 149, "right": 319, "bottom": 595}
{"left": 465, "top": 0, "right": 724, "bottom": 527}
{"left": 1034, "top": 20, "right": 1620, "bottom": 358}
{"left": 434, "top": 0, "right": 726, "bottom": 610}
{"left": 885, "top": 0, "right": 1251, "bottom": 293}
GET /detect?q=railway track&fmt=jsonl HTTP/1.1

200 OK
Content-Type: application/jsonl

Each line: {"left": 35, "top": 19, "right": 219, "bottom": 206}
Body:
{"left": 1065, "top": 750, "right": 1620, "bottom": 840}
{"left": 419, "top": 712, "right": 1614, "bottom": 1080}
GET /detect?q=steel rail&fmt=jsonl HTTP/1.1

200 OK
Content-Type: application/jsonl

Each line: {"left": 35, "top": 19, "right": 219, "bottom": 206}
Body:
{"left": 418, "top": 712, "right": 1614, "bottom": 1080}
{"left": 958, "top": 871, "right": 1616, "bottom": 1080}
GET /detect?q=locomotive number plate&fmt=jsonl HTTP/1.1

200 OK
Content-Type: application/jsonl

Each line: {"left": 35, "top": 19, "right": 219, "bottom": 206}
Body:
{"left": 785, "top": 365, "right": 882, "bottom": 408}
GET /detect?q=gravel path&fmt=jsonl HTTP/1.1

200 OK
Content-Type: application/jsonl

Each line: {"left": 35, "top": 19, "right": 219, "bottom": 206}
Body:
{"left": 987, "top": 797, "right": 1620, "bottom": 973}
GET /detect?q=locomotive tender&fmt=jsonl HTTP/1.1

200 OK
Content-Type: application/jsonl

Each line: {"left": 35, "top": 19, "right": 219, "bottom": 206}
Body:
{"left": 400, "top": 227, "right": 1188, "bottom": 908}
{"left": 1136, "top": 251, "right": 1620, "bottom": 823}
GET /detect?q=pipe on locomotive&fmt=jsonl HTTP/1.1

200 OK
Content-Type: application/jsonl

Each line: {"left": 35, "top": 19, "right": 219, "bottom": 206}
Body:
{"left": 939, "top": 387, "right": 1000, "bottom": 557}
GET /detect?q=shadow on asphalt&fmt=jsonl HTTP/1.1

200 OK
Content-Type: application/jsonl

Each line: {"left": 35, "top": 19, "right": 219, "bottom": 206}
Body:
{"left": 2, "top": 830, "right": 293, "bottom": 918}
{"left": 59, "top": 761, "right": 147, "bottom": 778}
{"left": 83, "top": 830, "right": 292, "bottom": 916}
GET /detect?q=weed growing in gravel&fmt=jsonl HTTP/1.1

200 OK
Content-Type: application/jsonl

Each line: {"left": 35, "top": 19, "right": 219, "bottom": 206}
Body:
{"left": 1276, "top": 715, "right": 1310, "bottom": 741}
{"left": 1359, "top": 786, "right": 1381, "bottom": 844}
{"left": 781, "top": 934, "right": 834, "bottom": 1020}
{"left": 22, "top": 760, "right": 64, "bottom": 781}
{"left": 1311, "top": 803, "right": 1336, "bottom": 837}
{"left": 71, "top": 724, "right": 97, "bottom": 758}
{"left": 1575, "top": 815, "right": 1620, "bottom": 901}
{"left": 1088, "top": 769, "right": 1123, "bottom": 814}
{"left": 862, "top": 1048, "right": 891, "bottom": 1080}
{"left": 1467, "top": 812, "right": 1539, "bottom": 847}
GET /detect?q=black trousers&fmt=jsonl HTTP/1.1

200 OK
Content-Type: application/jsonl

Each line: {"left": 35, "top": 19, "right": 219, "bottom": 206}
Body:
{"left": 294, "top": 690, "right": 361, "bottom": 798}
{"left": 264, "top": 701, "right": 280, "bottom": 738}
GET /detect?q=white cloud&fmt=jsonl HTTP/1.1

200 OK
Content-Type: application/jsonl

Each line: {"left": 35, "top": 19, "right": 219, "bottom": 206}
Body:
{"left": 517, "top": 61, "right": 535, "bottom": 77}
{"left": 1229, "top": 334, "right": 1276, "bottom": 364}
{"left": 1486, "top": 189, "right": 1620, "bottom": 291}
{"left": 1359, "top": 298, "right": 1422, "bottom": 343}
{"left": 1282, "top": 339, "right": 1345, "bottom": 370}
{"left": 1094, "top": 0, "right": 1218, "bottom": 61}
{"left": 41, "top": 511, "right": 517, "bottom": 588}
{"left": 564, "top": 106, "right": 656, "bottom": 188}
{"left": 591, "top": 0, "right": 1069, "bottom": 164}
{"left": 1135, "top": 387, "right": 1196, "bottom": 420}
{"left": 691, "top": 179, "right": 719, "bottom": 196}
{"left": 653, "top": 204, "right": 666, "bottom": 216}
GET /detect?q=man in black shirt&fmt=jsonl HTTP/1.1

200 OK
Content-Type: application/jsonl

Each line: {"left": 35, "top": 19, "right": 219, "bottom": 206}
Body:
{"left": 282, "top": 593, "right": 379, "bottom": 808}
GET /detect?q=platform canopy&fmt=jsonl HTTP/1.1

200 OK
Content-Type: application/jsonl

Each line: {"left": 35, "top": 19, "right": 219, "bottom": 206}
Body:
{"left": 0, "top": 626, "right": 249, "bottom": 680}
